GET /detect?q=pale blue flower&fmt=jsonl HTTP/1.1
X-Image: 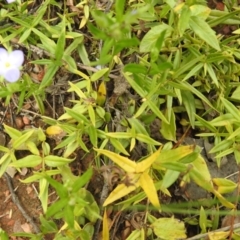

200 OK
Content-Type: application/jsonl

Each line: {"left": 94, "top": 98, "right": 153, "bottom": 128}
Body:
{"left": 0, "top": 48, "right": 24, "bottom": 83}
{"left": 6, "top": 0, "right": 16, "bottom": 3}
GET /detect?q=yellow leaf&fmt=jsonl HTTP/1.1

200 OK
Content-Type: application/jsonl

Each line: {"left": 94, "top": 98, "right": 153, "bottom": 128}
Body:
{"left": 96, "top": 81, "right": 106, "bottom": 106}
{"left": 208, "top": 231, "right": 229, "bottom": 240}
{"left": 95, "top": 148, "right": 137, "bottom": 172}
{"left": 102, "top": 209, "right": 109, "bottom": 240}
{"left": 153, "top": 145, "right": 195, "bottom": 169}
{"left": 135, "top": 148, "right": 161, "bottom": 173}
{"left": 46, "top": 125, "right": 64, "bottom": 136}
{"left": 212, "top": 190, "right": 235, "bottom": 208}
{"left": 103, "top": 182, "right": 138, "bottom": 206}
{"left": 139, "top": 172, "right": 160, "bottom": 208}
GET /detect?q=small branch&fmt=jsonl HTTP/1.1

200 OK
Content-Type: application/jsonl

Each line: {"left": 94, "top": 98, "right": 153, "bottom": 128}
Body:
{"left": 3, "top": 172, "right": 40, "bottom": 234}
{"left": 186, "top": 223, "right": 240, "bottom": 240}
{"left": 93, "top": 170, "right": 110, "bottom": 240}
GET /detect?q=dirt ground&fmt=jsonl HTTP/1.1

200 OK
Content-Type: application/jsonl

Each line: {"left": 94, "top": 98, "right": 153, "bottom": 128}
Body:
{"left": 0, "top": 173, "right": 42, "bottom": 238}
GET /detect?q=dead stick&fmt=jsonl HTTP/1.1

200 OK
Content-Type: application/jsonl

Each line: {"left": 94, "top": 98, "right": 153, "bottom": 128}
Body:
{"left": 186, "top": 222, "right": 240, "bottom": 240}
{"left": 3, "top": 172, "right": 40, "bottom": 234}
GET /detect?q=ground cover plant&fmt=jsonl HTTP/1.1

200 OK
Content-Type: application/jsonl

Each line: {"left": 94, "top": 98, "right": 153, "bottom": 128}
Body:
{"left": 1, "top": 0, "right": 240, "bottom": 239}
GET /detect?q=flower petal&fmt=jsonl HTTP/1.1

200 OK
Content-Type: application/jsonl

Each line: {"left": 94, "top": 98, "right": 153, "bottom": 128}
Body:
{"left": 6, "top": 0, "right": 16, "bottom": 3}
{"left": 0, "top": 61, "right": 7, "bottom": 76}
{"left": 9, "top": 50, "right": 24, "bottom": 67}
{"left": 0, "top": 48, "right": 8, "bottom": 62}
{"left": 4, "top": 68, "right": 21, "bottom": 82}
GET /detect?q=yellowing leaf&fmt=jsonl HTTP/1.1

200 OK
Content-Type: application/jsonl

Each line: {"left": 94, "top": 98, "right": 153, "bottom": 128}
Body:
{"left": 212, "top": 178, "right": 237, "bottom": 194}
{"left": 212, "top": 190, "right": 235, "bottom": 208}
{"left": 95, "top": 148, "right": 137, "bottom": 172}
{"left": 135, "top": 148, "right": 161, "bottom": 173}
{"left": 96, "top": 81, "right": 106, "bottom": 106}
{"left": 103, "top": 181, "right": 138, "bottom": 206}
{"left": 139, "top": 172, "right": 160, "bottom": 208}
{"left": 208, "top": 231, "right": 229, "bottom": 240}
{"left": 189, "top": 155, "right": 212, "bottom": 191}
{"left": 153, "top": 145, "right": 195, "bottom": 169}
{"left": 102, "top": 209, "right": 109, "bottom": 240}
{"left": 46, "top": 125, "right": 64, "bottom": 136}
{"left": 151, "top": 217, "right": 186, "bottom": 240}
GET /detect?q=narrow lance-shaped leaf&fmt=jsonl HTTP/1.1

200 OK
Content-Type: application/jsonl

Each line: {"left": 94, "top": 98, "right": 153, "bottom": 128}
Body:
{"left": 182, "top": 90, "right": 196, "bottom": 128}
{"left": 139, "top": 171, "right": 160, "bottom": 208}
{"left": 103, "top": 181, "right": 138, "bottom": 207}
{"left": 135, "top": 148, "right": 161, "bottom": 173}
{"left": 95, "top": 148, "right": 137, "bottom": 172}
{"left": 189, "top": 16, "right": 220, "bottom": 51}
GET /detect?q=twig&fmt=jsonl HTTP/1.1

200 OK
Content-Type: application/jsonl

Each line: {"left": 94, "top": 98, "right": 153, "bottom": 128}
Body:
{"left": 186, "top": 222, "right": 240, "bottom": 240}
{"left": 3, "top": 172, "right": 40, "bottom": 234}
{"left": 93, "top": 169, "right": 110, "bottom": 240}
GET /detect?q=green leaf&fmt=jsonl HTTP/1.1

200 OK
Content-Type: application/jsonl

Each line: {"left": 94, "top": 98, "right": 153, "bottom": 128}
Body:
{"left": 40, "top": 216, "right": 58, "bottom": 233}
{"left": 124, "top": 64, "right": 148, "bottom": 74}
{"left": 44, "top": 155, "right": 74, "bottom": 167}
{"left": 208, "top": 9, "right": 240, "bottom": 27}
{"left": 105, "top": 132, "right": 132, "bottom": 138}
{"left": 55, "top": 18, "right": 66, "bottom": 61}
{"left": 178, "top": 5, "right": 191, "bottom": 36}
{"left": 0, "top": 154, "right": 11, "bottom": 178}
{"left": 221, "top": 97, "right": 240, "bottom": 122}
{"left": 10, "top": 155, "right": 42, "bottom": 168}
{"left": 209, "top": 113, "right": 236, "bottom": 126}
{"left": 4, "top": 124, "right": 21, "bottom": 139}
{"left": 46, "top": 198, "right": 69, "bottom": 218}
{"left": 151, "top": 217, "right": 186, "bottom": 239}
{"left": 39, "top": 178, "right": 49, "bottom": 213}
{"left": 206, "top": 63, "right": 219, "bottom": 87}
{"left": 115, "top": 0, "right": 126, "bottom": 20}
{"left": 199, "top": 206, "right": 207, "bottom": 233}
{"left": 90, "top": 68, "right": 109, "bottom": 82}
{"left": 160, "top": 108, "right": 176, "bottom": 141}
{"left": 189, "top": 16, "right": 220, "bottom": 51}
{"left": 40, "top": 63, "right": 59, "bottom": 89}
{"left": 87, "top": 22, "right": 108, "bottom": 39}
{"left": 88, "top": 125, "right": 98, "bottom": 147}
{"left": 19, "top": 28, "right": 32, "bottom": 43}
{"left": 110, "top": 138, "right": 130, "bottom": 155}
{"left": 0, "top": 229, "right": 9, "bottom": 240}
{"left": 162, "top": 169, "right": 181, "bottom": 189}
{"left": 182, "top": 90, "right": 196, "bottom": 128}
{"left": 136, "top": 133, "right": 161, "bottom": 145}
{"left": 65, "top": 108, "right": 89, "bottom": 123}
{"left": 140, "top": 24, "right": 172, "bottom": 53}
{"left": 72, "top": 168, "right": 93, "bottom": 192}
{"left": 32, "top": 28, "right": 56, "bottom": 54}
{"left": 195, "top": 114, "right": 217, "bottom": 132}
{"left": 209, "top": 139, "right": 233, "bottom": 154}
{"left": 173, "top": 56, "right": 204, "bottom": 78}
{"left": 182, "top": 62, "right": 203, "bottom": 81}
